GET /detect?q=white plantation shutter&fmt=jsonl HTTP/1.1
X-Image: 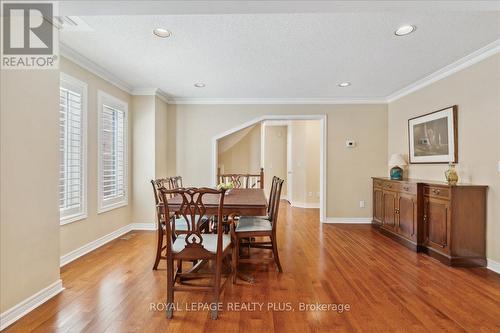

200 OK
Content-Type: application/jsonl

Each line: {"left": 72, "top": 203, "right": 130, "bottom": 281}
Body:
{"left": 59, "top": 74, "right": 87, "bottom": 224}
{"left": 98, "top": 92, "right": 128, "bottom": 212}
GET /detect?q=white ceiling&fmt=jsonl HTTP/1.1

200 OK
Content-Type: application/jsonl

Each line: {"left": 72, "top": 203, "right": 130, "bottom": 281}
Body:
{"left": 59, "top": 1, "right": 500, "bottom": 101}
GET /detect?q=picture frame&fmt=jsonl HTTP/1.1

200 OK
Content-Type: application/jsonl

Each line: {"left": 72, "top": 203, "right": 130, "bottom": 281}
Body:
{"left": 408, "top": 105, "right": 458, "bottom": 164}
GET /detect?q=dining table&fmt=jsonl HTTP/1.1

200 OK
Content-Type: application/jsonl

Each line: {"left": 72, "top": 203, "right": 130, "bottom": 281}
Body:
{"left": 166, "top": 188, "right": 268, "bottom": 216}
{"left": 165, "top": 188, "right": 268, "bottom": 283}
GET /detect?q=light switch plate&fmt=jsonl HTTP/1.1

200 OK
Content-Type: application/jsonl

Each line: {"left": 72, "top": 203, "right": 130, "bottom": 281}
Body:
{"left": 498, "top": 161, "right": 500, "bottom": 173}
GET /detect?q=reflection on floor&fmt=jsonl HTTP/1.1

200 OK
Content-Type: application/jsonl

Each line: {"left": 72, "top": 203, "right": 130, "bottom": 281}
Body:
{"left": 5, "top": 203, "right": 500, "bottom": 332}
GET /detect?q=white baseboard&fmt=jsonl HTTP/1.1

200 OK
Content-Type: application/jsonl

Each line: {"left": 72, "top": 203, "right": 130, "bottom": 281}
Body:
{"left": 3, "top": 223, "right": 157, "bottom": 330}
{"left": 0, "top": 279, "right": 64, "bottom": 331}
{"left": 323, "top": 217, "right": 372, "bottom": 224}
{"left": 60, "top": 224, "right": 133, "bottom": 267}
{"left": 130, "top": 223, "right": 156, "bottom": 231}
{"left": 487, "top": 258, "right": 500, "bottom": 274}
{"left": 291, "top": 201, "right": 320, "bottom": 209}
{"left": 60, "top": 223, "right": 157, "bottom": 267}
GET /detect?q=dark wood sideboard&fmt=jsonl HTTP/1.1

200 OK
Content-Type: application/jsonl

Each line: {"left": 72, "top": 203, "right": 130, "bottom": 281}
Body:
{"left": 372, "top": 177, "right": 487, "bottom": 267}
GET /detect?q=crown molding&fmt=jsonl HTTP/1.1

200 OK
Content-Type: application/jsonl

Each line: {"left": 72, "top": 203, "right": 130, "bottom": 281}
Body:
{"left": 59, "top": 42, "right": 134, "bottom": 94}
{"left": 131, "top": 88, "right": 158, "bottom": 95}
{"left": 386, "top": 39, "right": 500, "bottom": 103}
{"left": 168, "top": 97, "right": 387, "bottom": 105}
{"left": 131, "top": 88, "right": 170, "bottom": 104}
{"left": 60, "top": 39, "right": 500, "bottom": 105}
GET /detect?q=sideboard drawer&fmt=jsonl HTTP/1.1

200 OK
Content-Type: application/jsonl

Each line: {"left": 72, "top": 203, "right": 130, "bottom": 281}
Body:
{"left": 381, "top": 181, "right": 400, "bottom": 192}
{"left": 400, "top": 183, "right": 417, "bottom": 195}
{"left": 424, "top": 186, "right": 450, "bottom": 200}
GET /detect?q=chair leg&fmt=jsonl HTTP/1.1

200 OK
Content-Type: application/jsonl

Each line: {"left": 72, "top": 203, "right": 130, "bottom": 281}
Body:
{"left": 212, "top": 258, "right": 222, "bottom": 320}
{"left": 153, "top": 228, "right": 164, "bottom": 270}
{"left": 166, "top": 257, "right": 174, "bottom": 319}
{"left": 232, "top": 238, "right": 239, "bottom": 284}
{"left": 271, "top": 235, "right": 283, "bottom": 273}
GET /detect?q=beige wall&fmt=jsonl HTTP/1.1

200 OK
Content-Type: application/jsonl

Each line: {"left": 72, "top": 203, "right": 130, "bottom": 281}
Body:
{"left": 59, "top": 57, "right": 133, "bottom": 255}
{"left": 166, "top": 105, "right": 177, "bottom": 176}
{"left": 290, "top": 120, "right": 321, "bottom": 205}
{"left": 218, "top": 124, "right": 261, "bottom": 174}
{"left": 388, "top": 54, "right": 500, "bottom": 262}
{"left": 155, "top": 97, "right": 169, "bottom": 178}
{"left": 132, "top": 95, "right": 156, "bottom": 224}
{"left": 132, "top": 95, "right": 171, "bottom": 225}
{"left": 264, "top": 125, "right": 288, "bottom": 196}
{"left": 1, "top": 70, "right": 61, "bottom": 312}
{"left": 172, "top": 104, "right": 388, "bottom": 217}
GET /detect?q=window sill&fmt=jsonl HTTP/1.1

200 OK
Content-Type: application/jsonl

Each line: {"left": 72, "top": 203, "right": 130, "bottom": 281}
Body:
{"left": 98, "top": 201, "right": 128, "bottom": 214}
{"left": 60, "top": 213, "right": 87, "bottom": 226}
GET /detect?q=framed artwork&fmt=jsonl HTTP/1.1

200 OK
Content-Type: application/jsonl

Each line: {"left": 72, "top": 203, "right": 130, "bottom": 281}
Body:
{"left": 408, "top": 105, "right": 458, "bottom": 164}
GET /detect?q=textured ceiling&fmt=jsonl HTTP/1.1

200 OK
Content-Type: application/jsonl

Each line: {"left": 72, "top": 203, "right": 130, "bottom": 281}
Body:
{"left": 60, "top": 5, "right": 500, "bottom": 100}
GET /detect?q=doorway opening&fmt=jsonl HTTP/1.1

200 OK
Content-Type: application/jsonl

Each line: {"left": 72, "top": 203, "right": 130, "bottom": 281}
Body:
{"left": 261, "top": 119, "right": 321, "bottom": 209}
{"left": 212, "top": 115, "right": 326, "bottom": 222}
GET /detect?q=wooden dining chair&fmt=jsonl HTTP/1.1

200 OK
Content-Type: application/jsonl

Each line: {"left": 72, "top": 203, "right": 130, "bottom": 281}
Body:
{"left": 159, "top": 187, "right": 234, "bottom": 319}
{"left": 151, "top": 178, "right": 172, "bottom": 270}
{"left": 151, "top": 177, "right": 209, "bottom": 270}
{"left": 169, "top": 176, "right": 183, "bottom": 189}
{"left": 229, "top": 177, "right": 284, "bottom": 280}
{"left": 217, "top": 167, "right": 264, "bottom": 189}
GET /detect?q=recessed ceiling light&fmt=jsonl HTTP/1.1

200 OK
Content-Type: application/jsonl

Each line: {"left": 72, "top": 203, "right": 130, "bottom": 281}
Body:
{"left": 194, "top": 83, "right": 206, "bottom": 88}
{"left": 153, "top": 28, "right": 171, "bottom": 38}
{"left": 338, "top": 82, "right": 351, "bottom": 87}
{"left": 394, "top": 25, "right": 416, "bottom": 36}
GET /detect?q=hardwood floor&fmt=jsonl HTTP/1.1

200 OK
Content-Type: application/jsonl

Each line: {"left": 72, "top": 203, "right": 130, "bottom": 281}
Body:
{"left": 4, "top": 202, "right": 500, "bottom": 332}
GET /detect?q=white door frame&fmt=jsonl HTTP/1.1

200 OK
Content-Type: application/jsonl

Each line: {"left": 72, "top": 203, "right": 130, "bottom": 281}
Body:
{"left": 260, "top": 120, "right": 291, "bottom": 202}
{"left": 211, "top": 114, "right": 327, "bottom": 222}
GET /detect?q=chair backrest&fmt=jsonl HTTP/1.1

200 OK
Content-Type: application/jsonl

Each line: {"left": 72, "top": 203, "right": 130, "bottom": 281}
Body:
{"left": 169, "top": 176, "right": 183, "bottom": 190}
{"left": 151, "top": 178, "right": 170, "bottom": 205}
{"left": 269, "top": 178, "right": 284, "bottom": 231}
{"left": 217, "top": 167, "right": 264, "bottom": 189}
{"left": 267, "top": 176, "right": 279, "bottom": 216}
{"left": 159, "top": 187, "right": 227, "bottom": 258}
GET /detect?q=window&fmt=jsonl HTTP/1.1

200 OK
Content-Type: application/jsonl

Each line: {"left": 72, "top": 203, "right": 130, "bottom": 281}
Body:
{"left": 59, "top": 73, "right": 87, "bottom": 224}
{"left": 98, "top": 91, "right": 128, "bottom": 212}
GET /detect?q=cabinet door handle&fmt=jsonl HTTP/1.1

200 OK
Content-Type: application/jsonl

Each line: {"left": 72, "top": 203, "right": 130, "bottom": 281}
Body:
{"left": 403, "top": 186, "right": 410, "bottom": 191}
{"left": 432, "top": 189, "right": 441, "bottom": 194}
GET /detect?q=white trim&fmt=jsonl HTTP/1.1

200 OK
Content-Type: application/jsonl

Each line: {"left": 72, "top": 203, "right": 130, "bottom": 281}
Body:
{"left": 131, "top": 88, "right": 170, "bottom": 104}
{"left": 59, "top": 223, "right": 157, "bottom": 267}
{"left": 97, "top": 91, "right": 129, "bottom": 214}
{"left": 323, "top": 217, "right": 372, "bottom": 224}
{"left": 487, "top": 258, "right": 500, "bottom": 274}
{"left": 169, "top": 98, "right": 386, "bottom": 105}
{"left": 261, "top": 120, "right": 291, "bottom": 127}
{"left": 59, "top": 72, "right": 88, "bottom": 226}
{"left": 211, "top": 114, "right": 327, "bottom": 223}
{"left": 131, "top": 87, "right": 158, "bottom": 95}
{"left": 291, "top": 201, "right": 320, "bottom": 209}
{"left": 60, "top": 43, "right": 133, "bottom": 94}
{"left": 60, "top": 40, "right": 499, "bottom": 104}
{"left": 260, "top": 122, "right": 266, "bottom": 168}
{"left": 286, "top": 123, "right": 293, "bottom": 204}
{"left": 387, "top": 39, "right": 500, "bottom": 102}
{"left": 130, "top": 223, "right": 157, "bottom": 231}
{"left": 60, "top": 224, "right": 133, "bottom": 266}
{"left": 0, "top": 280, "right": 64, "bottom": 331}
